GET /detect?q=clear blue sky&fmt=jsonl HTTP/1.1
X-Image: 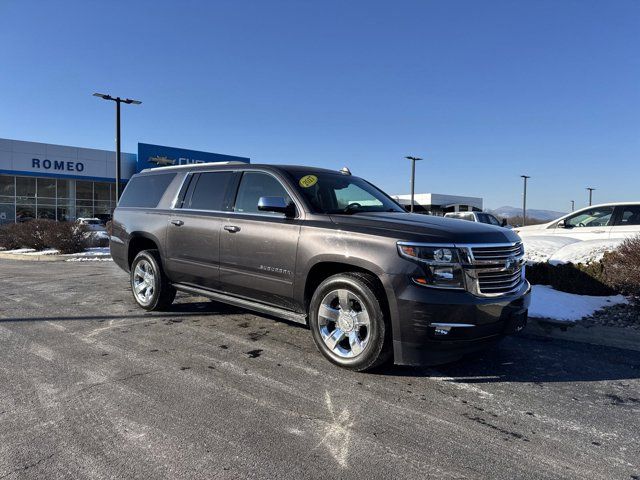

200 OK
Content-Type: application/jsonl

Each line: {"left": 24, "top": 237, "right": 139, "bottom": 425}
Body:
{"left": 1, "top": 0, "right": 638, "bottom": 211}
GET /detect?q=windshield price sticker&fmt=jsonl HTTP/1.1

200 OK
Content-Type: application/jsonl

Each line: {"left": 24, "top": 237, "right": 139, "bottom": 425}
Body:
{"left": 299, "top": 175, "right": 318, "bottom": 188}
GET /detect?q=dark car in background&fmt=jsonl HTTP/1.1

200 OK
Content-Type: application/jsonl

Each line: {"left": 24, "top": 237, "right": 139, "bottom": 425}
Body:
{"left": 110, "top": 163, "right": 530, "bottom": 371}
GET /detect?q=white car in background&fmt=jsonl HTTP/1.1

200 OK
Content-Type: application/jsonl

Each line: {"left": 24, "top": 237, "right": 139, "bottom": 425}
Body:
{"left": 76, "top": 217, "right": 106, "bottom": 232}
{"left": 514, "top": 202, "right": 640, "bottom": 241}
{"left": 444, "top": 211, "right": 509, "bottom": 228}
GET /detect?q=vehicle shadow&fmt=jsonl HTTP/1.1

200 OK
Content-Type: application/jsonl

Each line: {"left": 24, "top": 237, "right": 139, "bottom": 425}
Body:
{"left": 375, "top": 335, "right": 640, "bottom": 383}
{"left": 0, "top": 298, "right": 308, "bottom": 330}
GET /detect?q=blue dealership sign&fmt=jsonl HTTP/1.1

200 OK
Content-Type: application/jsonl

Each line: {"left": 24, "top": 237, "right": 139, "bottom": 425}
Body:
{"left": 137, "top": 143, "right": 249, "bottom": 173}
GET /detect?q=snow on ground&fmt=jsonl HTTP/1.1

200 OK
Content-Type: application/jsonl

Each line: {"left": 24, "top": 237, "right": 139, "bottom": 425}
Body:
{"left": 65, "top": 247, "right": 110, "bottom": 257}
{"left": 22, "top": 249, "right": 60, "bottom": 256}
{"left": 3, "top": 248, "right": 37, "bottom": 254}
{"left": 66, "top": 257, "right": 112, "bottom": 262}
{"left": 529, "top": 285, "right": 628, "bottom": 323}
{"left": 1, "top": 246, "right": 111, "bottom": 260}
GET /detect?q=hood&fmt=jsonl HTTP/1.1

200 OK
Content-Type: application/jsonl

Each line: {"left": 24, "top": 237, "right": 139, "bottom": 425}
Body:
{"left": 329, "top": 212, "right": 521, "bottom": 244}
{"left": 513, "top": 223, "right": 551, "bottom": 235}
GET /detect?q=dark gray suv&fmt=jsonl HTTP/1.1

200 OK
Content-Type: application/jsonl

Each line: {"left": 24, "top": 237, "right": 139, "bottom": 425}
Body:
{"left": 110, "top": 163, "right": 530, "bottom": 371}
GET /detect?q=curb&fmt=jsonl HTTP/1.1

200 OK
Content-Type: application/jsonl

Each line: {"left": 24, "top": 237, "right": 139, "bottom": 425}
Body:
{"left": 525, "top": 317, "right": 640, "bottom": 352}
{"left": 0, "top": 252, "right": 111, "bottom": 262}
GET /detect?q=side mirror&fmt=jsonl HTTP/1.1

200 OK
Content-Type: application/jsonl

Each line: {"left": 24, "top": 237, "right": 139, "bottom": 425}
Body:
{"left": 557, "top": 219, "right": 568, "bottom": 228}
{"left": 501, "top": 218, "right": 508, "bottom": 227}
{"left": 258, "top": 196, "right": 295, "bottom": 217}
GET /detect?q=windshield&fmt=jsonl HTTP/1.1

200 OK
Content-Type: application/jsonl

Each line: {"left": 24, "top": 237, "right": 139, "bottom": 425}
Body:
{"left": 477, "top": 213, "right": 501, "bottom": 226}
{"left": 288, "top": 171, "right": 405, "bottom": 214}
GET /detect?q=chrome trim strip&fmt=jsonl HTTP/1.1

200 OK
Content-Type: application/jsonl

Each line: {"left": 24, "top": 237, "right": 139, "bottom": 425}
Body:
{"left": 429, "top": 323, "right": 475, "bottom": 328}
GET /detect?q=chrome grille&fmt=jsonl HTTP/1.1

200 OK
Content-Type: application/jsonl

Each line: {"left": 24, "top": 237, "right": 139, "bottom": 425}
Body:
{"left": 476, "top": 267, "right": 524, "bottom": 294}
{"left": 467, "top": 242, "right": 525, "bottom": 296}
{"left": 471, "top": 243, "right": 524, "bottom": 261}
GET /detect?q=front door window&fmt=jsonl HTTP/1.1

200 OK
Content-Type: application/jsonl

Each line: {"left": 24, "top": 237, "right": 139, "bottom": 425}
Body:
{"left": 564, "top": 207, "right": 614, "bottom": 228}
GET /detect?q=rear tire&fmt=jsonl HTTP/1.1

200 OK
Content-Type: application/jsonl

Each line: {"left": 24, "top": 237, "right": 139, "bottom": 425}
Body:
{"left": 130, "top": 249, "right": 176, "bottom": 311}
{"left": 309, "top": 272, "right": 392, "bottom": 372}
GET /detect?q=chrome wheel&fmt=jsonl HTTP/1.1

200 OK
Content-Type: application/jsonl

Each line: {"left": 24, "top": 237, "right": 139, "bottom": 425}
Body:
{"left": 133, "top": 259, "right": 155, "bottom": 304}
{"left": 317, "top": 289, "right": 370, "bottom": 359}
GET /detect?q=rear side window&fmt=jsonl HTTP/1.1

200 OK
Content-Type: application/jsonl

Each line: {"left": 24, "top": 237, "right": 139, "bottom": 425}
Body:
{"left": 118, "top": 173, "right": 176, "bottom": 208}
{"left": 616, "top": 205, "right": 640, "bottom": 226}
{"left": 185, "top": 172, "right": 234, "bottom": 211}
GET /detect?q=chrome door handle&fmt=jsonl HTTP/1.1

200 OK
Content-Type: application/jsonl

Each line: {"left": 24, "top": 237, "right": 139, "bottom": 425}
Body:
{"left": 593, "top": 230, "right": 605, "bottom": 233}
{"left": 224, "top": 225, "right": 240, "bottom": 233}
{"left": 170, "top": 219, "right": 184, "bottom": 226}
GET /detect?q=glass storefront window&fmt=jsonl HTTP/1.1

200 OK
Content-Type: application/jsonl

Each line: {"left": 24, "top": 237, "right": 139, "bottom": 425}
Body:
{"left": 94, "top": 182, "right": 110, "bottom": 201}
{"left": 0, "top": 203, "right": 14, "bottom": 224}
{"left": 16, "top": 177, "right": 36, "bottom": 199}
{"left": 1, "top": 177, "right": 117, "bottom": 223}
{"left": 0, "top": 175, "right": 15, "bottom": 199}
{"left": 16, "top": 204, "right": 35, "bottom": 222}
{"left": 57, "top": 200, "right": 75, "bottom": 222}
{"left": 57, "top": 179, "right": 72, "bottom": 199}
{"left": 37, "top": 178, "right": 56, "bottom": 200}
{"left": 76, "top": 181, "right": 93, "bottom": 200}
{"left": 37, "top": 205, "right": 56, "bottom": 220}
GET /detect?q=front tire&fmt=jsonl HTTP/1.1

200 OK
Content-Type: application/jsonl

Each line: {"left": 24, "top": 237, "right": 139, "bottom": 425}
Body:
{"left": 309, "top": 272, "right": 391, "bottom": 371}
{"left": 130, "top": 250, "right": 176, "bottom": 311}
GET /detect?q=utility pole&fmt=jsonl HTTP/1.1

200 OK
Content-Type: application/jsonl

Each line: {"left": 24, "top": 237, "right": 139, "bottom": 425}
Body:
{"left": 404, "top": 156, "right": 423, "bottom": 213}
{"left": 586, "top": 187, "right": 595, "bottom": 206}
{"left": 521, "top": 175, "right": 531, "bottom": 226}
{"left": 93, "top": 93, "right": 142, "bottom": 201}
{"left": 571, "top": 200, "right": 575, "bottom": 212}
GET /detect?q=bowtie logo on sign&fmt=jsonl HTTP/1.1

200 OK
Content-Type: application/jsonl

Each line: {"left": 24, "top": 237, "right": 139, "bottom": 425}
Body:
{"left": 148, "top": 155, "right": 176, "bottom": 166}
{"left": 32, "top": 158, "right": 85, "bottom": 172}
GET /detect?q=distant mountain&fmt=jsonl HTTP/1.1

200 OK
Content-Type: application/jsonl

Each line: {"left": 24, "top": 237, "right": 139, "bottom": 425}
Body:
{"left": 490, "top": 206, "right": 567, "bottom": 221}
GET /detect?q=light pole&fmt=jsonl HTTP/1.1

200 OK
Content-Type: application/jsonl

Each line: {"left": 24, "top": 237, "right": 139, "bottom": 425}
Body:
{"left": 586, "top": 187, "right": 595, "bottom": 206}
{"left": 93, "top": 93, "right": 142, "bottom": 201}
{"left": 404, "top": 156, "right": 423, "bottom": 213}
{"left": 521, "top": 175, "right": 530, "bottom": 226}
{"left": 571, "top": 200, "right": 575, "bottom": 212}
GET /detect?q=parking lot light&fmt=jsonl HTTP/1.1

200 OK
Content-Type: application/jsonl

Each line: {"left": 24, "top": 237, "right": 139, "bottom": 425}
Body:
{"left": 93, "top": 92, "right": 142, "bottom": 201}
{"left": 404, "top": 156, "right": 423, "bottom": 213}
{"left": 521, "top": 175, "right": 531, "bottom": 226}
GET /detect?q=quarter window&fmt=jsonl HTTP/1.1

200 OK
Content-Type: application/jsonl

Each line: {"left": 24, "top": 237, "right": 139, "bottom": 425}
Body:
{"left": 118, "top": 173, "right": 176, "bottom": 208}
{"left": 186, "top": 172, "right": 234, "bottom": 211}
{"left": 234, "top": 172, "right": 292, "bottom": 215}
{"left": 564, "top": 207, "right": 614, "bottom": 228}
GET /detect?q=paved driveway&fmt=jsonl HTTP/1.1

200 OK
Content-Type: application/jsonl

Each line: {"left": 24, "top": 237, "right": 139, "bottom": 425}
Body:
{"left": 1, "top": 260, "right": 639, "bottom": 479}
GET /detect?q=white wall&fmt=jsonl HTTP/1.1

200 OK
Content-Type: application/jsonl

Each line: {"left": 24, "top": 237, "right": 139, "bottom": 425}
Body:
{"left": 0, "top": 138, "right": 136, "bottom": 180}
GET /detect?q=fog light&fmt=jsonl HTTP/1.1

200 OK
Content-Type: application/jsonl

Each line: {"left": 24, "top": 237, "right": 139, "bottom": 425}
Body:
{"left": 434, "top": 327, "right": 451, "bottom": 336}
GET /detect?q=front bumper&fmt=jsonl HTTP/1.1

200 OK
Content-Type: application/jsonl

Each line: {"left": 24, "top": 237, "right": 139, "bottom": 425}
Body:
{"left": 388, "top": 276, "right": 531, "bottom": 366}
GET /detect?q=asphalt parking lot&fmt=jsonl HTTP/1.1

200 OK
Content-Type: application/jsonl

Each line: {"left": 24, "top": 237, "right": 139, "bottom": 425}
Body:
{"left": 1, "top": 260, "right": 639, "bottom": 479}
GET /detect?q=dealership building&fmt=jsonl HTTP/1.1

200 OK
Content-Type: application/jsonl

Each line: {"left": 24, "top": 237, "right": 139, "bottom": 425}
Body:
{"left": 393, "top": 193, "right": 483, "bottom": 215}
{"left": 0, "top": 138, "right": 249, "bottom": 224}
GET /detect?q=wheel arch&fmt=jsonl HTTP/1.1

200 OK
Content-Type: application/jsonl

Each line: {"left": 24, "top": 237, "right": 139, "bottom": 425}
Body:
{"left": 127, "top": 232, "right": 164, "bottom": 270}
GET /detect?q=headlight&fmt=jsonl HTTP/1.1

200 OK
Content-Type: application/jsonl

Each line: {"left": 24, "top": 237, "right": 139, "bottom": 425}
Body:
{"left": 397, "top": 243, "right": 466, "bottom": 289}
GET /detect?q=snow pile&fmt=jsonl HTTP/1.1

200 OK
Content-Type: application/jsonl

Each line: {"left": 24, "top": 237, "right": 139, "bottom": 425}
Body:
{"left": 522, "top": 236, "right": 624, "bottom": 265}
{"left": 529, "top": 285, "right": 628, "bottom": 323}
{"left": 548, "top": 238, "right": 625, "bottom": 265}
{"left": 522, "top": 236, "right": 579, "bottom": 263}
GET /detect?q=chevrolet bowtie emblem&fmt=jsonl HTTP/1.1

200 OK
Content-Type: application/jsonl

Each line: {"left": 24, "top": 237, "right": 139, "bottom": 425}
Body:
{"left": 149, "top": 155, "right": 176, "bottom": 166}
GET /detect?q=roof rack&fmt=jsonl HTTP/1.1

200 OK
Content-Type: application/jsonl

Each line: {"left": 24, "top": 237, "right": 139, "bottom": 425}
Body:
{"left": 140, "top": 161, "right": 247, "bottom": 173}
